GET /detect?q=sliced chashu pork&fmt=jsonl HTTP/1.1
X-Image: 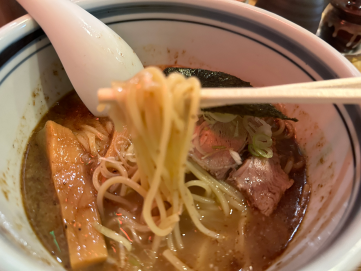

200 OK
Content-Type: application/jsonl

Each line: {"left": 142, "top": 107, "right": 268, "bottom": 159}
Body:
{"left": 227, "top": 150, "right": 293, "bottom": 216}
{"left": 43, "top": 121, "right": 108, "bottom": 269}
{"left": 190, "top": 118, "right": 248, "bottom": 180}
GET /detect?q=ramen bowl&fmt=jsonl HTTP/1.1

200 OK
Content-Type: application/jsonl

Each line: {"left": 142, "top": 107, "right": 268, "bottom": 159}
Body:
{"left": 0, "top": 0, "right": 360, "bottom": 270}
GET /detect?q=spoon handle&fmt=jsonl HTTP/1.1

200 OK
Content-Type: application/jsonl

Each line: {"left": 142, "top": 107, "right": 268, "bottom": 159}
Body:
{"left": 98, "top": 77, "right": 361, "bottom": 107}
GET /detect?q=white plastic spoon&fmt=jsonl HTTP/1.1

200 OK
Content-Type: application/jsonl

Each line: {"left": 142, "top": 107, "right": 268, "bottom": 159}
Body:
{"left": 17, "top": 0, "right": 144, "bottom": 116}
{"left": 98, "top": 76, "right": 361, "bottom": 107}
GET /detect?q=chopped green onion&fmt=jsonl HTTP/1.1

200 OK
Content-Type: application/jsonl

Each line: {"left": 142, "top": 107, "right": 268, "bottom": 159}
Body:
{"left": 243, "top": 116, "right": 272, "bottom": 138}
{"left": 248, "top": 144, "right": 260, "bottom": 157}
{"left": 252, "top": 133, "right": 272, "bottom": 149}
{"left": 207, "top": 112, "right": 237, "bottom": 123}
{"left": 49, "top": 231, "right": 61, "bottom": 252}
{"left": 243, "top": 116, "right": 273, "bottom": 159}
{"left": 243, "top": 116, "right": 255, "bottom": 136}
{"left": 248, "top": 144, "right": 273, "bottom": 159}
{"left": 203, "top": 112, "right": 216, "bottom": 124}
{"left": 229, "top": 150, "right": 242, "bottom": 165}
{"left": 255, "top": 118, "right": 272, "bottom": 137}
{"left": 254, "top": 147, "right": 273, "bottom": 159}
{"left": 234, "top": 121, "right": 239, "bottom": 137}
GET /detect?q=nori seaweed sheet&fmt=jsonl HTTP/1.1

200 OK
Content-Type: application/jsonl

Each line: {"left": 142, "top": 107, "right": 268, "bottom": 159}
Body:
{"left": 163, "top": 67, "right": 252, "bottom": 88}
{"left": 163, "top": 67, "right": 298, "bottom": 122}
{"left": 204, "top": 104, "right": 298, "bottom": 122}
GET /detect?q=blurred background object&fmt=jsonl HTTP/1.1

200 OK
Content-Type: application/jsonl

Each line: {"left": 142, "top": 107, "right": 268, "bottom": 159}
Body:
{"left": 0, "top": 0, "right": 26, "bottom": 28}
{"left": 318, "top": 0, "right": 361, "bottom": 54}
{"left": 317, "top": 0, "right": 361, "bottom": 73}
{"left": 249, "top": 0, "right": 361, "bottom": 73}
{"left": 255, "top": 0, "right": 327, "bottom": 34}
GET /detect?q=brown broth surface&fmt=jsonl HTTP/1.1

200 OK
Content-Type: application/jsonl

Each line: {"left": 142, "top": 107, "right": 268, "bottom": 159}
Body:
{"left": 21, "top": 91, "right": 309, "bottom": 271}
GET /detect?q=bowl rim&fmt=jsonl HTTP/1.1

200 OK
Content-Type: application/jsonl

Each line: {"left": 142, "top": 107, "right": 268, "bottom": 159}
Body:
{"left": 0, "top": 1, "right": 360, "bottom": 271}
{"left": 1, "top": 0, "right": 360, "bottom": 79}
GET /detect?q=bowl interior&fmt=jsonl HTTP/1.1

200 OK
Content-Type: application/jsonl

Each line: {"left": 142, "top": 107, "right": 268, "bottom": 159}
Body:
{"left": 0, "top": 1, "right": 360, "bottom": 270}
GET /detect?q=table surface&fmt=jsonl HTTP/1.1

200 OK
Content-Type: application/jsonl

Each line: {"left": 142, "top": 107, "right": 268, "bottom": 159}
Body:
{"left": 0, "top": 0, "right": 25, "bottom": 28}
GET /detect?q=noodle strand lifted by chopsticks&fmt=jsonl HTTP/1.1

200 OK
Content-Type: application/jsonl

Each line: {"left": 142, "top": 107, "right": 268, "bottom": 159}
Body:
{"left": 96, "top": 67, "right": 247, "bottom": 267}
{"left": 103, "top": 67, "right": 221, "bottom": 237}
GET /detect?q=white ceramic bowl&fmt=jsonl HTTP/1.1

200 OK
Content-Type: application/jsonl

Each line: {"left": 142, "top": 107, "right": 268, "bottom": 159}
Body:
{"left": 0, "top": 0, "right": 360, "bottom": 270}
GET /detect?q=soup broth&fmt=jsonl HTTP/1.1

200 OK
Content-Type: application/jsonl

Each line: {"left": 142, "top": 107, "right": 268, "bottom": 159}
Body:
{"left": 22, "top": 90, "right": 309, "bottom": 271}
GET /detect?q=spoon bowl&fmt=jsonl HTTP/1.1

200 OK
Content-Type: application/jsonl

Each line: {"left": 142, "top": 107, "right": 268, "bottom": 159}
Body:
{"left": 16, "top": 0, "right": 144, "bottom": 116}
